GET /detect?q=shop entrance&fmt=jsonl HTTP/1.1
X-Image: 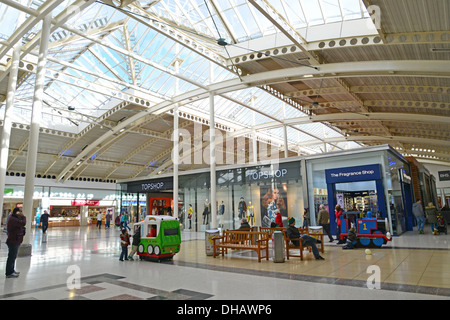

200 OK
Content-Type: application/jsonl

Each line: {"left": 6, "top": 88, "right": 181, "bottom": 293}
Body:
{"left": 335, "top": 181, "right": 378, "bottom": 214}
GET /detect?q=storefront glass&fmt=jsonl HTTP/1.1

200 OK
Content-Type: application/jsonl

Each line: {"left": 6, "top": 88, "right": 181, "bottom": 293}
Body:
{"left": 306, "top": 150, "right": 387, "bottom": 226}
{"left": 129, "top": 161, "right": 303, "bottom": 231}
{"left": 385, "top": 150, "right": 412, "bottom": 234}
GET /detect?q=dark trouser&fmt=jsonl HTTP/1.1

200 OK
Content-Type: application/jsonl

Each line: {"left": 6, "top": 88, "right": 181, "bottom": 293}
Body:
{"left": 6, "top": 243, "right": 20, "bottom": 276}
{"left": 301, "top": 235, "right": 321, "bottom": 259}
{"left": 97, "top": 220, "right": 102, "bottom": 229}
{"left": 336, "top": 224, "right": 342, "bottom": 242}
{"left": 320, "top": 224, "right": 333, "bottom": 241}
{"left": 42, "top": 223, "right": 48, "bottom": 233}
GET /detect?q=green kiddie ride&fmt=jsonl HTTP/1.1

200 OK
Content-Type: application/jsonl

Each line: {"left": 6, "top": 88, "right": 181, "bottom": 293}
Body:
{"left": 134, "top": 215, "right": 181, "bottom": 261}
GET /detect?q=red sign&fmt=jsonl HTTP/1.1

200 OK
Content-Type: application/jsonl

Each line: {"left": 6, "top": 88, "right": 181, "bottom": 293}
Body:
{"left": 71, "top": 200, "right": 100, "bottom": 206}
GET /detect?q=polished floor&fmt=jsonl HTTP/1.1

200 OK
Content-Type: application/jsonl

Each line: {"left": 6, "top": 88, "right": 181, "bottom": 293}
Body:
{"left": 0, "top": 223, "right": 449, "bottom": 301}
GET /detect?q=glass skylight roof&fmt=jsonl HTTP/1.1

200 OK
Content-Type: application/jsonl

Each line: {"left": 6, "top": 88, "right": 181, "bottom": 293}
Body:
{"left": 0, "top": 0, "right": 373, "bottom": 153}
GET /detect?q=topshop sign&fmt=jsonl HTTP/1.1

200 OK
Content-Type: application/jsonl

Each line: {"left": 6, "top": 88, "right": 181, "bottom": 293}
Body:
{"left": 126, "top": 177, "right": 173, "bottom": 193}
{"left": 247, "top": 162, "right": 300, "bottom": 182}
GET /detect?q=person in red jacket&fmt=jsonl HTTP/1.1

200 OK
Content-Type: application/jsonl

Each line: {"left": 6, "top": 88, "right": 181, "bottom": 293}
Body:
{"left": 5, "top": 207, "right": 26, "bottom": 278}
{"left": 275, "top": 210, "right": 283, "bottom": 228}
{"left": 335, "top": 204, "right": 345, "bottom": 244}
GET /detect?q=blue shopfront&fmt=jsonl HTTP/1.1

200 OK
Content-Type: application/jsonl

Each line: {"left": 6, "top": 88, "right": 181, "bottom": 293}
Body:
{"left": 306, "top": 145, "right": 415, "bottom": 236}
{"left": 325, "top": 164, "right": 387, "bottom": 235}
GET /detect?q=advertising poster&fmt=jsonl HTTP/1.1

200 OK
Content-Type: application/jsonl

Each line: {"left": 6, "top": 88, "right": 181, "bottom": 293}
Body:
{"left": 260, "top": 184, "right": 288, "bottom": 227}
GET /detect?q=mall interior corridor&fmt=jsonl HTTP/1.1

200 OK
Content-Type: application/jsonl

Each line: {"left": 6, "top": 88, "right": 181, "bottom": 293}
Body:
{"left": 0, "top": 225, "right": 448, "bottom": 301}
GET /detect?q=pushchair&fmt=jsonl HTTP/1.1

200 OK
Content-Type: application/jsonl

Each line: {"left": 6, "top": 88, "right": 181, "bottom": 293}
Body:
{"left": 435, "top": 213, "right": 447, "bottom": 235}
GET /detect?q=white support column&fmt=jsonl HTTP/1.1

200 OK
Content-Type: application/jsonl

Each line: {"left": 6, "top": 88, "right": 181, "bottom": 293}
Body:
{"left": 210, "top": 91, "right": 217, "bottom": 229}
{"left": 209, "top": 63, "right": 217, "bottom": 229}
{"left": 251, "top": 96, "right": 258, "bottom": 164}
{"left": 0, "top": 43, "right": 21, "bottom": 214}
{"left": 283, "top": 103, "right": 288, "bottom": 158}
{"left": 284, "top": 125, "right": 289, "bottom": 158}
{"left": 173, "top": 57, "right": 181, "bottom": 220}
{"left": 20, "top": 15, "right": 52, "bottom": 256}
{"left": 0, "top": 0, "right": 26, "bottom": 223}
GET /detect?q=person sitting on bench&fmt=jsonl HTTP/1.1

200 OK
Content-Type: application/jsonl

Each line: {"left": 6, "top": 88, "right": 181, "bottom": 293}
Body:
{"left": 286, "top": 217, "right": 325, "bottom": 260}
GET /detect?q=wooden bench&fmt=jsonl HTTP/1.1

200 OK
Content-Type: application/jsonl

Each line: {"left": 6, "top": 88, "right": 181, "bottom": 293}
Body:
{"left": 283, "top": 228, "right": 324, "bottom": 261}
{"left": 212, "top": 230, "right": 270, "bottom": 262}
{"left": 260, "top": 227, "right": 286, "bottom": 236}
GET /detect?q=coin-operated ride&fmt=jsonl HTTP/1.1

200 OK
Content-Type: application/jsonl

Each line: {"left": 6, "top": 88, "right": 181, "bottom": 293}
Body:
{"left": 340, "top": 212, "right": 391, "bottom": 248}
{"left": 134, "top": 215, "right": 181, "bottom": 261}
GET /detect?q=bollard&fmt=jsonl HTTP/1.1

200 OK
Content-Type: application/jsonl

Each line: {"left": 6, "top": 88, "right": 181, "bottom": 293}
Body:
{"left": 272, "top": 231, "right": 285, "bottom": 263}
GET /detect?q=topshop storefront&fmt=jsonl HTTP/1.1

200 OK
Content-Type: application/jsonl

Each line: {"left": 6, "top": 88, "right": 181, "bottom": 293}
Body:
{"left": 119, "top": 145, "right": 420, "bottom": 236}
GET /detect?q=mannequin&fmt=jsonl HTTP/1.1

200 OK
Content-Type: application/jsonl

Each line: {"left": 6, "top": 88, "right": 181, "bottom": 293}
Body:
{"left": 238, "top": 197, "right": 247, "bottom": 219}
{"left": 247, "top": 201, "right": 255, "bottom": 226}
{"left": 188, "top": 204, "right": 193, "bottom": 229}
{"left": 203, "top": 199, "right": 210, "bottom": 225}
{"left": 218, "top": 201, "right": 225, "bottom": 228}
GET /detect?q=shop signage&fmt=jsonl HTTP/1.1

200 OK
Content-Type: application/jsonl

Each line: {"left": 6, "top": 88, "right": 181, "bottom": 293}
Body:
{"left": 438, "top": 171, "right": 450, "bottom": 181}
{"left": 246, "top": 162, "right": 300, "bottom": 182}
{"left": 399, "top": 169, "right": 412, "bottom": 184}
{"left": 71, "top": 200, "right": 100, "bottom": 206}
{"left": 325, "top": 164, "right": 382, "bottom": 184}
{"left": 127, "top": 177, "right": 173, "bottom": 193}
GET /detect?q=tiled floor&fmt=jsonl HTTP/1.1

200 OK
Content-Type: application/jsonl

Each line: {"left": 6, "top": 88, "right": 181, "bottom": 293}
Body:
{"left": 0, "top": 224, "right": 449, "bottom": 300}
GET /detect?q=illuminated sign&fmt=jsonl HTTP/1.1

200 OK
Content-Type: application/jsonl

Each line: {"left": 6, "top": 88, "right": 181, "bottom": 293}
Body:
{"left": 326, "top": 164, "right": 382, "bottom": 184}
{"left": 439, "top": 171, "right": 450, "bottom": 182}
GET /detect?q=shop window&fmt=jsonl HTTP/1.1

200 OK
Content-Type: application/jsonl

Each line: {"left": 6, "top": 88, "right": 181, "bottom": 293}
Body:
{"left": 147, "top": 224, "right": 157, "bottom": 237}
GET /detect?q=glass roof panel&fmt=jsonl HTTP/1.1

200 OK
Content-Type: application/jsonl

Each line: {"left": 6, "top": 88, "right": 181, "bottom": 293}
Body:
{"left": 0, "top": 0, "right": 367, "bottom": 151}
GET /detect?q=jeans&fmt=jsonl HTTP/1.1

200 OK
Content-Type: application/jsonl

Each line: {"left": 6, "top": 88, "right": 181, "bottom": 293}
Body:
{"left": 416, "top": 216, "right": 425, "bottom": 231}
{"left": 42, "top": 223, "right": 48, "bottom": 234}
{"left": 105, "top": 220, "right": 110, "bottom": 229}
{"left": 430, "top": 222, "right": 437, "bottom": 232}
{"left": 119, "top": 246, "right": 128, "bottom": 260}
{"left": 6, "top": 243, "right": 20, "bottom": 276}
{"left": 301, "top": 235, "right": 320, "bottom": 259}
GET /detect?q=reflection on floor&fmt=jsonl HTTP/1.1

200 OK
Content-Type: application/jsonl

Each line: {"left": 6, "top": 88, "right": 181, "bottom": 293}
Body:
{"left": 0, "top": 225, "right": 449, "bottom": 300}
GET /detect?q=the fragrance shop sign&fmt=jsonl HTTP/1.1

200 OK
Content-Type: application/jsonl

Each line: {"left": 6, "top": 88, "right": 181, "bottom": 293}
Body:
{"left": 326, "top": 164, "right": 382, "bottom": 184}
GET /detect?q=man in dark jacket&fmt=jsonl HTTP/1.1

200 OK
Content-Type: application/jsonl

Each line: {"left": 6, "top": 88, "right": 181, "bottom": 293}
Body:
{"left": 286, "top": 217, "right": 324, "bottom": 260}
{"left": 5, "top": 207, "right": 26, "bottom": 278}
{"left": 40, "top": 210, "right": 50, "bottom": 233}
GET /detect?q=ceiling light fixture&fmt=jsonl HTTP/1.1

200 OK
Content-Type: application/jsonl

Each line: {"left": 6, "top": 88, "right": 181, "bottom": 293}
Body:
{"left": 431, "top": 48, "right": 450, "bottom": 53}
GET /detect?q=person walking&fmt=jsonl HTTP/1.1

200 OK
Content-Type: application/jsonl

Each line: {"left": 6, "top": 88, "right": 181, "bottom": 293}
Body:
{"left": 335, "top": 205, "right": 344, "bottom": 244}
{"left": 5, "top": 208, "right": 26, "bottom": 278}
{"left": 96, "top": 212, "right": 103, "bottom": 229}
{"left": 317, "top": 204, "right": 334, "bottom": 242}
{"left": 425, "top": 202, "right": 439, "bottom": 235}
{"left": 40, "top": 210, "right": 50, "bottom": 234}
{"left": 121, "top": 213, "right": 131, "bottom": 231}
{"left": 302, "top": 208, "right": 310, "bottom": 228}
{"left": 412, "top": 199, "right": 425, "bottom": 234}
{"left": 105, "top": 210, "right": 112, "bottom": 229}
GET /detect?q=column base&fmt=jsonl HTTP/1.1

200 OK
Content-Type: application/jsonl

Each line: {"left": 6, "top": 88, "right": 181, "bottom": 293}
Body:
{"left": 18, "top": 243, "right": 32, "bottom": 257}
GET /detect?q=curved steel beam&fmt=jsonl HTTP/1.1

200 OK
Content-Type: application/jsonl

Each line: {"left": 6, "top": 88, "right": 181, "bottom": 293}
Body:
{"left": 56, "top": 60, "right": 450, "bottom": 181}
